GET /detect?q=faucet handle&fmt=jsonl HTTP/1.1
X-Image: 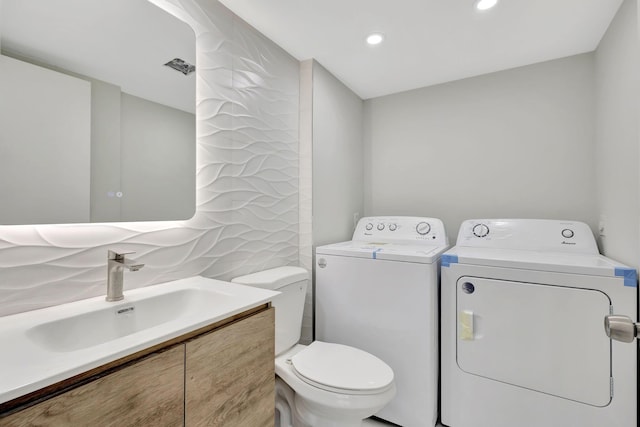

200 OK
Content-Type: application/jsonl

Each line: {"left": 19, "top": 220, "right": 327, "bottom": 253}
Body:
{"left": 108, "top": 250, "right": 136, "bottom": 260}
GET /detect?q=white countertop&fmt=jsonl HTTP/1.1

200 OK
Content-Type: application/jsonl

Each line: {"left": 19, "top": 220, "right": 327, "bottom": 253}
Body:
{"left": 0, "top": 276, "right": 279, "bottom": 405}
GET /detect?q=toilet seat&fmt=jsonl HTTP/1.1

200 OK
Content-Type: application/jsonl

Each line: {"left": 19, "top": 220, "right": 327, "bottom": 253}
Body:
{"left": 290, "top": 341, "right": 394, "bottom": 395}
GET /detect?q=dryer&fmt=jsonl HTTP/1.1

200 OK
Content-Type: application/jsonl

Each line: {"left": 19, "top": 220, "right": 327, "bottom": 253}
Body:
{"left": 441, "top": 219, "right": 637, "bottom": 427}
{"left": 316, "top": 216, "right": 449, "bottom": 427}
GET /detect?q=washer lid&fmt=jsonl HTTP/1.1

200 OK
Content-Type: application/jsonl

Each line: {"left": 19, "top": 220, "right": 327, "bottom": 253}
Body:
{"left": 316, "top": 241, "right": 448, "bottom": 263}
{"left": 290, "top": 341, "right": 394, "bottom": 392}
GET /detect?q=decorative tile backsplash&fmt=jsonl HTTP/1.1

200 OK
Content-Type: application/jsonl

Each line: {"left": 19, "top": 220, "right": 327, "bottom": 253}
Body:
{"left": 0, "top": 0, "right": 301, "bottom": 317}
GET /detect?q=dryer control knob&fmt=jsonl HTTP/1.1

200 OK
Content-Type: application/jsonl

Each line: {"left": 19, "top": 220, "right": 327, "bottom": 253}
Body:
{"left": 377, "top": 223, "right": 385, "bottom": 231}
{"left": 561, "top": 228, "right": 574, "bottom": 239}
{"left": 365, "top": 223, "right": 373, "bottom": 231}
{"left": 389, "top": 224, "right": 397, "bottom": 231}
{"left": 416, "top": 221, "right": 431, "bottom": 235}
{"left": 473, "top": 223, "right": 490, "bottom": 238}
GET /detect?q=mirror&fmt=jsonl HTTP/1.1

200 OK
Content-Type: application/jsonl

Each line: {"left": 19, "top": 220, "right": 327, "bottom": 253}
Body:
{"left": 0, "top": 0, "right": 196, "bottom": 224}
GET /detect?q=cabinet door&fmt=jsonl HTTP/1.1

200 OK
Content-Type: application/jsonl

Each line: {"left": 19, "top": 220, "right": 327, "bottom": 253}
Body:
{"left": 1, "top": 345, "right": 185, "bottom": 427}
{"left": 185, "top": 308, "right": 275, "bottom": 427}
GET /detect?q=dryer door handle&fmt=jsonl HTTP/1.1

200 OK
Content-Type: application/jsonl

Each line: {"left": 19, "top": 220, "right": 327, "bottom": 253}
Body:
{"left": 604, "top": 315, "right": 639, "bottom": 343}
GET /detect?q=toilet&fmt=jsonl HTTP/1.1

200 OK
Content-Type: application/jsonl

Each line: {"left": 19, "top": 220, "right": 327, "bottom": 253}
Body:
{"left": 232, "top": 266, "right": 396, "bottom": 427}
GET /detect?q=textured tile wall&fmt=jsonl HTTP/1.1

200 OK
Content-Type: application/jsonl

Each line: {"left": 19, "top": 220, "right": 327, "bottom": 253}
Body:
{"left": 0, "top": 0, "right": 301, "bottom": 318}
{"left": 298, "top": 60, "right": 314, "bottom": 344}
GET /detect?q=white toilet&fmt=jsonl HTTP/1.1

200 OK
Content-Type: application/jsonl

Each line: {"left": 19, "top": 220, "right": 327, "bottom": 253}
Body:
{"left": 232, "top": 266, "right": 396, "bottom": 427}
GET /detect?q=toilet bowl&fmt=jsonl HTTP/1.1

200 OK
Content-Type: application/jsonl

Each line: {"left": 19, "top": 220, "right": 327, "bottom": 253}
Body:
{"left": 277, "top": 344, "right": 395, "bottom": 427}
{"left": 232, "top": 266, "right": 396, "bottom": 427}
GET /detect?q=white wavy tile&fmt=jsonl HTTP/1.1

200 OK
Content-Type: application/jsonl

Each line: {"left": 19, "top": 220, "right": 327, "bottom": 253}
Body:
{"left": 297, "top": 60, "right": 314, "bottom": 344}
{"left": 0, "top": 0, "right": 300, "bottom": 318}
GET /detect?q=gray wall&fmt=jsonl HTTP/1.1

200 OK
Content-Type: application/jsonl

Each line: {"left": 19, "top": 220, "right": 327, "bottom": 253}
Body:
{"left": 90, "top": 80, "right": 122, "bottom": 222}
{"left": 90, "top": 81, "right": 195, "bottom": 223}
{"left": 312, "top": 61, "right": 364, "bottom": 247}
{"left": 594, "top": 0, "right": 639, "bottom": 269}
{"left": 120, "top": 93, "right": 195, "bottom": 222}
{"left": 0, "top": 55, "right": 91, "bottom": 224}
{"left": 0, "top": 51, "right": 196, "bottom": 224}
{"left": 363, "top": 54, "right": 598, "bottom": 241}
{"left": 302, "top": 60, "right": 364, "bottom": 342}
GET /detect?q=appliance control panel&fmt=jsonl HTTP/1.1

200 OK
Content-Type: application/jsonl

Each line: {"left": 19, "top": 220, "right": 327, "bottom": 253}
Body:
{"left": 456, "top": 219, "right": 599, "bottom": 254}
{"left": 354, "top": 216, "right": 449, "bottom": 245}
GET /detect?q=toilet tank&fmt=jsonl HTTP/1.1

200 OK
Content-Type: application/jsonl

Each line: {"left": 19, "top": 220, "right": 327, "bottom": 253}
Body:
{"left": 232, "top": 266, "right": 308, "bottom": 355}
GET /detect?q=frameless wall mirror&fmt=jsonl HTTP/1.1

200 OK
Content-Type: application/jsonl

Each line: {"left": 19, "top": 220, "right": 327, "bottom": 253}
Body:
{"left": 0, "top": 0, "right": 196, "bottom": 225}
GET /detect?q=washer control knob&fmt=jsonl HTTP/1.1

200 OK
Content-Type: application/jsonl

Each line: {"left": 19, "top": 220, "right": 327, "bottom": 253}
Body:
{"left": 416, "top": 221, "right": 431, "bottom": 235}
{"left": 377, "top": 223, "right": 385, "bottom": 231}
{"left": 561, "top": 228, "right": 574, "bottom": 239}
{"left": 389, "top": 224, "right": 398, "bottom": 231}
{"left": 365, "top": 223, "right": 373, "bottom": 231}
{"left": 473, "top": 223, "right": 490, "bottom": 238}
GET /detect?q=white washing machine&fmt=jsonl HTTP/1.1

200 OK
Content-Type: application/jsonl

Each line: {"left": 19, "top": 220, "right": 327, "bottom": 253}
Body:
{"left": 315, "top": 216, "right": 449, "bottom": 427}
{"left": 441, "top": 219, "right": 637, "bottom": 427}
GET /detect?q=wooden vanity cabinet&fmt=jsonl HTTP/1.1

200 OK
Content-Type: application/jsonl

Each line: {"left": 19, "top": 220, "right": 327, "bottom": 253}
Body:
{"left": 0, "top": 306, "right": 275, "bottom": 427}
{"left": 185, "top": 307, "right": 275, "bottom": 427}
{"left": 0, "top": 346, "right": 185, "bottom": 427}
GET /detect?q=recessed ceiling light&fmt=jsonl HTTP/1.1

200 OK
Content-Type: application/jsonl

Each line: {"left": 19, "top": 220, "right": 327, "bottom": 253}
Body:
{"left": 475, "top": 0, "right": 498, "bottom": 11}
{"left": 366, "top": 33, "right": 385, "bottom": 46}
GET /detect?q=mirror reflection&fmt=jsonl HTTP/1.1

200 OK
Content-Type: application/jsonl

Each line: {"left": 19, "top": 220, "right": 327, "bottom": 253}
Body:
{"left": 0, "top": 0, "right": 196, "bottom": 225}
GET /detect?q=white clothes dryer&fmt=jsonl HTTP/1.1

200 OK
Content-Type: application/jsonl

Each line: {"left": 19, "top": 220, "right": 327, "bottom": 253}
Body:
{"left": 441, "top": 219, "right": 637, "bottom": 427}
{"left": 315, "top": 216, "right": 449, "bottom": 427}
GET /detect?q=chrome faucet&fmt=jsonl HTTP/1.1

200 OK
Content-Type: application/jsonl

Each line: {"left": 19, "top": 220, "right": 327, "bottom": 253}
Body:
{"left": 106, "top": 250, "right": 145, "bottom": 302}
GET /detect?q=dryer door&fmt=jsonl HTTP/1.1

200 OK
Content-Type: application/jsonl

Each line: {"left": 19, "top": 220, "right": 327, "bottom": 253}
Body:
{"left": 456, "top": 276, "right": 612, "bottom": 407}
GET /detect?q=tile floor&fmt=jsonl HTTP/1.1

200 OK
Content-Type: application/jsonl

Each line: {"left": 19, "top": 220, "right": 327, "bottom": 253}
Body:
{"left": 363, "top": 418, "right": 444, "bottom": 426}
{"left": 363, "top": 418, "right": 394, "bottom": 426}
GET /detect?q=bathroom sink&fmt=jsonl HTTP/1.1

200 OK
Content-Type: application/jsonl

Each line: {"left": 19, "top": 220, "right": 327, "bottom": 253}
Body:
{"left": 0, "top": 276, "right": 279, "bottom": 405}
{"left": 26, "top": 288, "right": 231, "bottom": 352}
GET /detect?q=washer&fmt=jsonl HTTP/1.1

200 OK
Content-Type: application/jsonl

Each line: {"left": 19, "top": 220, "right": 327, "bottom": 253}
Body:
{"left": 441, "top": 219, "right": 637, "bottom": 427}
{"left": 315, "top": 216, "right": 449, "bottom": 427}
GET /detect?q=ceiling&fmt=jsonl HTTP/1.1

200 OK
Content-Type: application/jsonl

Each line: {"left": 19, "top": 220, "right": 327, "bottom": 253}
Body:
{"left": 1, "top": 0, "right": 195, "bottom": 113}
{"left": 219, "top": 0, "right": 624, "bottom": 99}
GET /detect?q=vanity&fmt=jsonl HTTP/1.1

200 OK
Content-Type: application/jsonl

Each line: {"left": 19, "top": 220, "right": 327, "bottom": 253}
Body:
{"left": 0, "top": 277, "right": 278, "bottom": 426}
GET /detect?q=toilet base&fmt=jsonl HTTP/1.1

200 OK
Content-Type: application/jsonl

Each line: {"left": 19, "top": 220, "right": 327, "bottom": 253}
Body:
{"left": 294, "top": 392, "right": 366, "bottom": 427}
{"left": 276, "top": 377, "right": 297, "bottom": 427}
{"left": 276, "top": 377, "right": 372, "bottom": 427}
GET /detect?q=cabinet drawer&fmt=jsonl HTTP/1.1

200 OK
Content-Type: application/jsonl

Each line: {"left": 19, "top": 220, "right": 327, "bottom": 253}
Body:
{"left": 185, "top": 308, "right": 275, "bottom": 427}
{"left": 2, "top": 345, "right": 185, "bottom": 427}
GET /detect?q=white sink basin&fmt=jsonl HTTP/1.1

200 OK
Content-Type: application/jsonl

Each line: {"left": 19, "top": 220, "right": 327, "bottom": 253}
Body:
{"left": 0, "top": 276, "right": 278, "bottom": 405}
{"left": 26, "top": 288, "right": 233, "bottom": 352}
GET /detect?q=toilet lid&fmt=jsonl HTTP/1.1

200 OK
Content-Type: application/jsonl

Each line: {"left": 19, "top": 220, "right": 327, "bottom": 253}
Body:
{"left": 290, "top": 341, "right": 394, "bottom": 393}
